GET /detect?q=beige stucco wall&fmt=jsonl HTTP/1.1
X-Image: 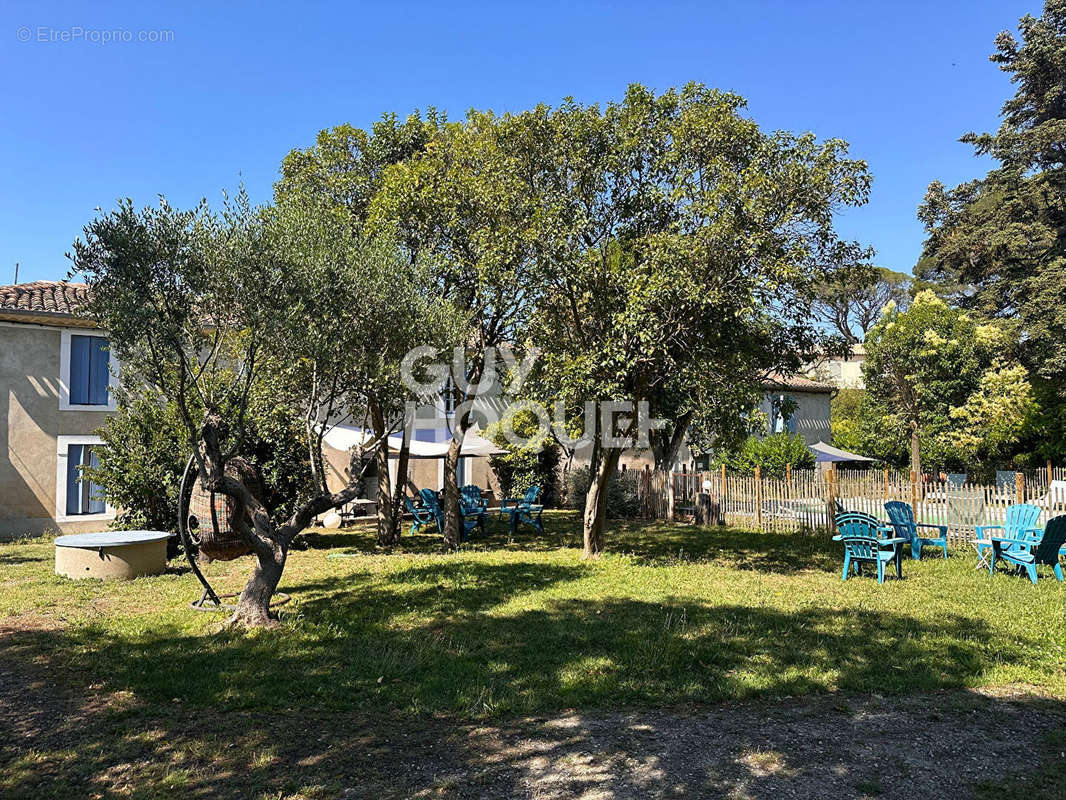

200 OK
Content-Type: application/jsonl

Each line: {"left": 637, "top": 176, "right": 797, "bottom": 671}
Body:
{"left": 1, "top": 322, "right": 113, "bottom": 539}
{"left": 321, "top": 442, "right": 501, "bottom": 504}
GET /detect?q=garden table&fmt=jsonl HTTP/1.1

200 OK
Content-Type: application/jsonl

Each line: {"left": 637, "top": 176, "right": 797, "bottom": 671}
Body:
{"left": 971, "top": 538, "right": 993, "bottom": 570}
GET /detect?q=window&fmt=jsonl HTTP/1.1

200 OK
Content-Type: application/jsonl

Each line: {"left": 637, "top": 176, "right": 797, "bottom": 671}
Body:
{"left": 55, "top": 435, "right": 113, "bottom": 521}
{"left": 60, "top": 330, "right": 118, "bottom": 410}
{"left": 772, "top": 394, "right": 798, "bottom": 435}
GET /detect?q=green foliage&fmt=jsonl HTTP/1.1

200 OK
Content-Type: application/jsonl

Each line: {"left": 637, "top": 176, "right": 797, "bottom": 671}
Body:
{"left": 831, "top": 388, "right": 907, "bottom": 465}
{"left": 562, "top": 467, "right": 642, "bottom": 518}
{"left": 862, "top": 290, "right": 1027, "bottom": 472}
{"left": 812, "top": 263, "right": 911, "bottom": 344}
{"left": 521, "top": 84, "right": 871, "bottom": 450}
{"left": 486, "top": 406, "right": 561, "bottom": 506}
{"left": 711, "top": 433, "right": 815, "bottom": 478}
{"left": 948, "top": 362, "right": 1037, "bottom": 466}
{"left": 89, "top": 379, "right": 315, "bottom": 532}
{"left": 918, "top": 0, "right": 1066, "bottom": 390}
{"left": 90, "top": 387, "right": 187, "bottom": 531}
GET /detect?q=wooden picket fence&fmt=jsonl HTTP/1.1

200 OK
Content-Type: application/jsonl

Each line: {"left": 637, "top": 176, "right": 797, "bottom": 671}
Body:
{"left": 634, "top": 463, "right": 1066, "bottom": 542}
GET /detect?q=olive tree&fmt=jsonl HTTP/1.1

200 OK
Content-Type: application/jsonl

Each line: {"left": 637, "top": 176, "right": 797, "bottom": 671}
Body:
{"left": 72, "top": 193, "right": 437, "bottom": 627}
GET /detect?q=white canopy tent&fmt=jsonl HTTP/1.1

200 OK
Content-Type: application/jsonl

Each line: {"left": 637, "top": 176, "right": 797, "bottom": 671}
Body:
{"left": 321, "top": 424, "right": 506, "bottom": 459}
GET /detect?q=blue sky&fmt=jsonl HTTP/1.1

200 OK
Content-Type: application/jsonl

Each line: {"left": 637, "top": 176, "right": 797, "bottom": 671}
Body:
{"left": 0, "top": 0, "right": 1037, "bottom": 284}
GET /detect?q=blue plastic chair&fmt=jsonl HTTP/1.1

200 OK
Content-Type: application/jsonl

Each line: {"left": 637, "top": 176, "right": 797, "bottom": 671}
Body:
{"left": 499, "top": 485, "right": 543, "bottom": 538}
{"left": 404, "top": 496, "right": 436, "bottom": 535}
{"left": 459, "top": 485, "right": 487, "bottom": 534}
{"left": 975, "top": 503, "right": 1042, "bottom": 560}
{"left": 834, "top": 513, "right": 908, "bottom": 584}
{"left": 989, "top": 514, "right": 1066, "bottom": 584}
{"left": 884, "top": 501, "right": 949, "bottom": 560}
{"left": 420, "top": 488, "right": 479, "bottom": 541}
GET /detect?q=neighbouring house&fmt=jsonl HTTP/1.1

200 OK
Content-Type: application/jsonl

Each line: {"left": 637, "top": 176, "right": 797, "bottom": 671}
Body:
{"left": 0, "top": 281, "right": 119, "bottom": 538}
{"left": 758, "top": 373, "right": 834, "bottom": 445}
{"left": 805, "top": 343, "right": 866, "bottom": 389}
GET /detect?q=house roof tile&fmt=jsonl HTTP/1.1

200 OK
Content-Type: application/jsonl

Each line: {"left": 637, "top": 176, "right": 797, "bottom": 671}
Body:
{"left": 0, "top": 280, "right": 91, "bottom": 316}
{"left": 761, "top": 372, "right": 835, "bottom": 393}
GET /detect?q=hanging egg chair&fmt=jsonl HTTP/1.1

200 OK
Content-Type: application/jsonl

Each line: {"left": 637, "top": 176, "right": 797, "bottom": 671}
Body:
{"left": 178, "top": 455, "right": 289, "bottom": 613}
{"left": 187, "top": 456, "right": 263, "bottom": 562}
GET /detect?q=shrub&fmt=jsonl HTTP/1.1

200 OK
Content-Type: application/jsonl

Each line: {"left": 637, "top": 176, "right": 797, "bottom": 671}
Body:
{"left": 562, "top": 465, "right": 642, "bottom": 518}
{"left": 89, "top": 384, "right": 314, "bottom": 532}
{"left": 487, "top": 406, "right": 561, "bottom": 506}
{"left": 711, "top": 433, "right": 815, "bottom": 478}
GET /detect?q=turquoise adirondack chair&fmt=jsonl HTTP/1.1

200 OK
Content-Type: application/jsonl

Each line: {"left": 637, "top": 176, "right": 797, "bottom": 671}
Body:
{"left": 419, "top": 488, "right": 479, "bottom": 541}
{"left": 975, "top": 503, "right": 1042, "bottom": 561}
{"left": 499, "top": 485, "right": 543, "bottom": 538}
{"left": 459, "top": 485, "right": 487, "bottom": 533}
{"left": 404, "top": 496, "right": 436, "bottom": 536}
{"left": 884, "top": 501, "right": 949, "bottom": 559}
{"left": 989, "top": 514, "right": 1066, "bottom": 584}
{"left": 834, "top": 512, "right": 908, "bottom": 584}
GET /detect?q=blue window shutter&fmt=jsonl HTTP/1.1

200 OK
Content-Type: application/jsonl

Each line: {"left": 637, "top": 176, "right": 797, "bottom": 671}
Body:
{"left": 87, "top": 447, "right": 105, "bottom": 514}
{"left": 66, "top": 445, "right": 83, "bottom": 515}
{"left": 69, "top": 336, "right": 91, "bottom": 404}
{"left": 88, "top": 337, "right": 110, "bottom": 405}
{"left": 786, "top": 395, "right": 798, "bottom": 434}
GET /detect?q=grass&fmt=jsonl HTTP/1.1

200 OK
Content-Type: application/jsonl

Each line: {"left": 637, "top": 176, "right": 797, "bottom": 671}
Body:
{"left": 1, "top": 511, "right": 1064, "bottom": 717}
{"left": 3, "top": 512, "right": 1066, "bottom": 799}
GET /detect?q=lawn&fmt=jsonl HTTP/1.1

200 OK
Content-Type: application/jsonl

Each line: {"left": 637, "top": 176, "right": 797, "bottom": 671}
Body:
{"left": 2, "top": 513, "right": 1065, "bottom": 798}
{"left": 2, "top": 512, "right": 1064, "bottom": 715}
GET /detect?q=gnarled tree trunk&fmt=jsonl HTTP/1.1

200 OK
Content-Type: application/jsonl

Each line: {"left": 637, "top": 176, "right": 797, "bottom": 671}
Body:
{"left": 230, "top": 539, "right": 287, "bottom": 628}
{"left": 443, "top": 405, "right": 475, "bottom": 549}
{"left": 370, "top": 401, "right": 395, "bottom": 547}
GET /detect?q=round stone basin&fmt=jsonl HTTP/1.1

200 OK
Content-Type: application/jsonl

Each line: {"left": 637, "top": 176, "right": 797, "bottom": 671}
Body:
{"left": 54, "top": 531, "right": 171, "bottom": 580}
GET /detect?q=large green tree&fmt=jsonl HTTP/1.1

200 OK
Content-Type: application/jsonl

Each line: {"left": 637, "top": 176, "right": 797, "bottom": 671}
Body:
{"left": 275, "top": 114, "right": 460, "bottom": 546}
{"left": 371, "top": 110, "right": 548, "bottom": 548}
{"left": 516, "top": 84, "right": 870, "bottom": 557}
{"left": 918, "top": 0, "right": 1066, "bottom": 392}
{"left": 811, "top": 263, "right": 911, "bottom": 344}
{"left": 862, "top": 290, "right": 1028, "bottom": 476}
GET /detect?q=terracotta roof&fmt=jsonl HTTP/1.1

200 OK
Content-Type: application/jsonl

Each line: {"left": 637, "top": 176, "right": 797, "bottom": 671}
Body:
{"left": 0, "top": 280, "right": 91, "bottom": 316}
{"left": 761, "top": 372, "right": 835, "bottom": 392}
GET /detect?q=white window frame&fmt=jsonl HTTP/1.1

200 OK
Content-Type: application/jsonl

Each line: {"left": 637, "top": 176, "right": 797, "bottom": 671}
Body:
{"left": 55, "top": 434, "right": 115, "bottom": 523}
{"left": 59, "top": 329, "right": 120, "bottom": 411}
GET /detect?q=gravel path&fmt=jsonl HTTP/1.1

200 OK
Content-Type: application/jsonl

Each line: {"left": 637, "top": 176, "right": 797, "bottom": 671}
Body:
{"left": 2, "top": 654, "right": 1063, "bottom": 799}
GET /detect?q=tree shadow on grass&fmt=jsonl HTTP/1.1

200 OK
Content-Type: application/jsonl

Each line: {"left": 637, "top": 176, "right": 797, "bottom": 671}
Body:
{"left": 0, "top": 552, "right": 49, "bottom": 565}
{"left": 2, "top": 591, "right": 1064, "bottom": 799}
{"left": 0, "top": 556, "right": 1040, "bottom": 717}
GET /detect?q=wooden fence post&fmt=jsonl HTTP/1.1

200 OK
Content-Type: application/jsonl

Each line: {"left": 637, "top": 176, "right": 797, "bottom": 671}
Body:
{"left": 883, "top": 468, "right": 889, "bottom": 502}
{"left": 754, "top": 466, "right": 763, "bottom": 530}
{"left": 910, "top": 470, "right": 918, "bottom": 512}
{"left": 1048, "top": 459, "right": 1054, "bottom": 485}
{"left": 720, "top": 463, "right": 726, "bottom": 500}
{"left": 785, "top": 462, "right": 791, "bottom": 483}
{"left": 826, "top": 465, "right": 837, "bottom": 528}
{"left": 1015, "top": 471, "right": 1025, "bottom": 504}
